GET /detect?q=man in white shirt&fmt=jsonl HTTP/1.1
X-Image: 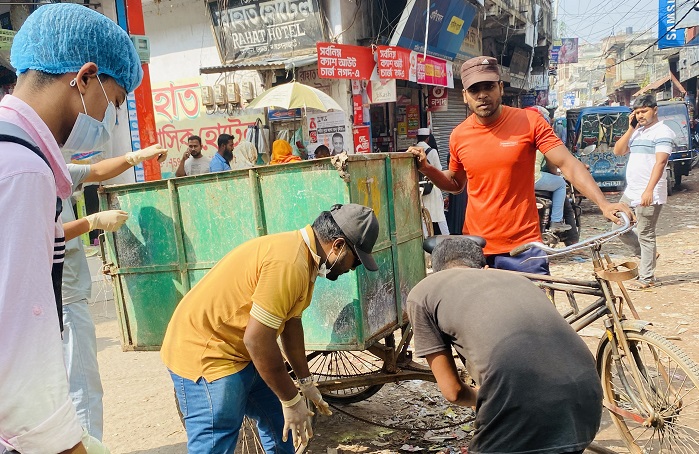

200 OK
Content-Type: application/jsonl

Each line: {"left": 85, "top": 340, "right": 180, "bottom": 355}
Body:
{"left": 175, "top": 135, "right": 211, "bottom": 177}
{"left": 415, "top": 128, "right": 449, "bottom": 236}
{"left": 613, "top": 94, "right": 675, "bottom": 289}
{"left": 0, "top": 4, "right": 145, "bottom": 453}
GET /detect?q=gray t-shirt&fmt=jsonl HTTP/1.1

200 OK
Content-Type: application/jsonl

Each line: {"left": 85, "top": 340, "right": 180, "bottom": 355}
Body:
{"left": 60, "top": 164, "right": 92, "bottom": 305}
{"left": 184, "top": 155, "right": 211, "bottom": 176}
{"left": 407, "top": 268, "right": 602, "bottom": 454}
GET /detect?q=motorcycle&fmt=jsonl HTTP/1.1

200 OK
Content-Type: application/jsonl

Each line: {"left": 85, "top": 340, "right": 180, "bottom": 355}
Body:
{"left": 535, "top": 177, "right": 581, "bottom": 247}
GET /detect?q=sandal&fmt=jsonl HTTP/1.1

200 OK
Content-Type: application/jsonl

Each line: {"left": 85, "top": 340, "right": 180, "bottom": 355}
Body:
{"left": 628, "top": 280, "right": 660, "bottom": 291}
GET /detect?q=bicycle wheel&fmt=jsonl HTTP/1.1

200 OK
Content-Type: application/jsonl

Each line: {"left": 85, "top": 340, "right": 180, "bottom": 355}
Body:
{"left": 307, "top": 350, "right": 384, "bottom": 404}
{"left": 599, "top": 330, "right": 699, "bottom": 453}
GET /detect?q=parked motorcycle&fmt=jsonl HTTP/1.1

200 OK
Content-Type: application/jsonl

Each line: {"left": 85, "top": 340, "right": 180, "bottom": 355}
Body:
{"left": 535, "top": 178, "right": 581, "bottom": 247}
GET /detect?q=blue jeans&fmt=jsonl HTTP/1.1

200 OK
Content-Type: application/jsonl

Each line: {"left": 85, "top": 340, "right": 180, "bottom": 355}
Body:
{"left": 486, "top": 246, "right": 550, "bottom": 275}
{"left": 535, "top": 172, "right": 567, "bottom": 222}
{"left": 170, "top": 363, "right": 293, "bottom": 454}
{"left": 62, "top": 300, "right": 104, "bottom": 441}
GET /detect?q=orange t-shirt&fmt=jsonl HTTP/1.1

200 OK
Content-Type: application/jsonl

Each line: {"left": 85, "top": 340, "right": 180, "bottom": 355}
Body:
{"left": 448, "top": 106, "right": 564, "bottom": 255}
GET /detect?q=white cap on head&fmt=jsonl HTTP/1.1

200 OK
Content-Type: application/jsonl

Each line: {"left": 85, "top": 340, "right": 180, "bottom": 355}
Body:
{"left": 417, "top": 128, "right": 431, "bottom": 136}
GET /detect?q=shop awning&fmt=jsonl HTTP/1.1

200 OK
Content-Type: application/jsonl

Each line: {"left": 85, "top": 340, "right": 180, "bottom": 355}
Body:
{"left": 633, "top": 75, "right": 671, "bottom": 96}
{"left": 200, "top": 55, "right": 318, "bottom": 75}
{"left": 633, "top": 73, "right": 686, "bottom": 96}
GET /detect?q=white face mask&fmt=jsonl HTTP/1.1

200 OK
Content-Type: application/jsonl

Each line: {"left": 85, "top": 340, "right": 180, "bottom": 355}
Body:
{"left": 62, "top": 77, "right": 117, "bottom": 155}
{"left": 318, "top": 243, "right": 345, "bottom": 279}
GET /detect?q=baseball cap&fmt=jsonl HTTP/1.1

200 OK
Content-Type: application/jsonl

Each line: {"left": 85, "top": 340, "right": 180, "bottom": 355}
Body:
{"left": 460, "top": 56, "right": 500, "bottom": 89}
{"left": 331, "top": 204, "right": 379, "bottom": 271}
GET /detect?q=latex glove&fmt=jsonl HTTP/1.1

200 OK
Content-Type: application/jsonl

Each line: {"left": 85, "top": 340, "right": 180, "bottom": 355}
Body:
{"left": 82, "top": 428, "right": 110, "bottom": 453}
{"left": 281, "top": 393, "right": 314, "bottom": 449}
{"left": 299, "top": 379, "right": 332, "bottom": 416}
{"left": 85, "top": 210, "right": 129, "bottom": 231}
{"left": 125, "top": 144, "right": 168, "bottom": 165}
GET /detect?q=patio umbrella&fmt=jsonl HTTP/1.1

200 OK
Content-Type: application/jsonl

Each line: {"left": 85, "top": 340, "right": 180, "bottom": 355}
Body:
{"left": 246, "top": 81, "right": 343, "bottom": 112}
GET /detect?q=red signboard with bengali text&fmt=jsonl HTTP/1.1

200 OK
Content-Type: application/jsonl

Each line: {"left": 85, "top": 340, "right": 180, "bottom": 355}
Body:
{"left": 353, "top": 125, "right": 371, "bottom": 153}
{"left": 375, "top": 45, "right": 453, "bottom": 88}
{"left": 352, "top": 94, "right": 364, "bottom": 125}
{"left": 428, "top": 86, "right": 449, "bottom": 112}
{"left": 376, "top": 45, "right": 411, "bottom": 80}
{"left": 317, "top": 43, "right": 375, "bottom": 80}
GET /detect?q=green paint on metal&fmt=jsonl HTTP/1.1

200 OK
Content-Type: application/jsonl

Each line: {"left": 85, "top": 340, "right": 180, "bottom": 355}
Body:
{"left": 100, "top": 154, "right": 426, "bottom": 351}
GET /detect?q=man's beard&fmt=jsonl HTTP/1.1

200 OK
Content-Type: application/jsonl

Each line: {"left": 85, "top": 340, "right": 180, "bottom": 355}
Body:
{"left": 223, "top": 150, "right": 233, "bottom": 162}
{"left": 473, "top": 98, "right": 502, "bottom": 118}
{"left": 190, "top": 150, "right": 202, "bottom": 158}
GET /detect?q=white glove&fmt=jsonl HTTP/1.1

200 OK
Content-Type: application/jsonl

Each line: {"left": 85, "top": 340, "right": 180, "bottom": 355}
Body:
{"left": 281, "top": 393, "right": 314, "bottom": 449}
{"left": 299, "top": 378, "right": 332, "bottom": 416}
{"left": 82, "top": 428, "right": 110, "bottom": 453}
{"left": 125, "top": 144, "right": 168, "bottom": 165}
{"left": 85, "top": 210, "right": 129, "bottom": 231}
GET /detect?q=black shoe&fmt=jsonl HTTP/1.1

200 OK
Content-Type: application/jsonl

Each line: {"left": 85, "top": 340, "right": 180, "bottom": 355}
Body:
{"left": 550, "top": 221, "right": 572, "bottom": 232}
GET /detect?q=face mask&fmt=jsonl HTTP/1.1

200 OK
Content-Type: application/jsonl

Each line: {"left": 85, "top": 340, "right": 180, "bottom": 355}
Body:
{"left": 318, "top": 243, "right": 345, "bottom": 279}
{"left": 62, "top": 77, "right": 117, "bottom": 155}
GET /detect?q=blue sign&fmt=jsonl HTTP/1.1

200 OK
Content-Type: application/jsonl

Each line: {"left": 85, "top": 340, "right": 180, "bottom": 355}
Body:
{"left": 658, "top": 0, "right": 686, "bottom": 49}
{"left": 550, "top": 46, "right": 561, "bottom": 64}
{"left": 564, "top": 93, "right": 576, "bottom": 109}
{"left": 391, "top": 0, "right": 477, "bottom": 61}
{"left": 268, "top": 108, "right": 303, "bottom": 121}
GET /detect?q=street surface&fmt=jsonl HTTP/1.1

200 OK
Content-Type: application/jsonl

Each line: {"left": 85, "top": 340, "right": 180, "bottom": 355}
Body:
{"left": 93, "top": 171, "right": 699, "bottom": 453}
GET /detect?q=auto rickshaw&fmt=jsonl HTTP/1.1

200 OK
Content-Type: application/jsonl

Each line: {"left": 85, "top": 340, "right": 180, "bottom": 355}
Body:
{"left": 657, "top": 100, "right": 695, "bottom": 192}
{"left": 566, "top": 106, "right": 631, "bottom": 191}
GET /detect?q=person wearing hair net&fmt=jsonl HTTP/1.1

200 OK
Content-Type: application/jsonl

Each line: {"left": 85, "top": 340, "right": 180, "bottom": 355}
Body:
{"left": 0, "top": 4, "right": 152, "bottom": 453}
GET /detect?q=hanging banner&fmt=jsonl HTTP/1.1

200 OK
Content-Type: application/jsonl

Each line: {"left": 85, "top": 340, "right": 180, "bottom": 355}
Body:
{"left": 427, "top": 86, "right": 448, "bottom": 112}
{"left": 375, "top": 45, "right": 454, "bottom": 88}
{"left": 268, "top": 108, "right": 302, "bottom": 120}
{"left": 558, "top": 38, "right": 578, "bottom": 64}
{"left": 306, "top": 111, "right": 352, "bottom": 156}
{"left": 353, "top": 125, "right": 371, "bottom": 153}
{"left": 658, "top": 0, "right": 686, "bottom": 49}
{"left": 317, "top": 43, "right": 375, "bottom": 80}
{"left": 389, "top": 0, "right": 477, "bottom": 61}
{"left": 407, "top": 105, "right": 420, "bottom": 137}
{"left": 352, "top": 94, "right": 364, "bottom": 125}
{"left": 207, "top": 0, "right": 324, "bottom": 63}
{"left": 370, "top": 79, "right": 397, "bottom": 104}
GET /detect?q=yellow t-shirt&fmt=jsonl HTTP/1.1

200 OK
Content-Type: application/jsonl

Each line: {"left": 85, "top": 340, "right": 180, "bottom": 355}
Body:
{"left": 161, "top": 226, "right": 319, "bottom": 382}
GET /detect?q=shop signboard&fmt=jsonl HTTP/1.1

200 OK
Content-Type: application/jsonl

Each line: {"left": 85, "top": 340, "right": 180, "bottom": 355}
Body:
{"left": 352, "top": 94, "right": 364, "bottom": 125}
{"left": 658, "top": 0, "right": 686, "bottom": 49}
{"left": 151, "top": 78, "right": 264, "bottom": 178}
{"left": 317, "top": 43, "right": 375, "bottom": 80}
{"left": 353, "top": 125, "right": 371, "bottom": 153}
{"left": 550, "top": 46, "right": 560, "bottom": 64}
{"left": 389, "top": 0, "right": 477, "bottom": 61}
{"left": 207, "top": 0, "right": 324, "bottom": 63}
{"left": 370, "top": 79, "right": 397, "bottom": 104}
{"left": 407, "top": 105, "right": 420, "bottom": 137}
{"left": 306, "top": 111, "right": 352, "bottom": 156}
{"left": 427, "top": 86, "right": 448, "bottom": 112}
{"left": 375, "top": 45, "right": 454, "bottom": 88}
{"left": 268, "top": 108, "right": 302, "bottom": 120}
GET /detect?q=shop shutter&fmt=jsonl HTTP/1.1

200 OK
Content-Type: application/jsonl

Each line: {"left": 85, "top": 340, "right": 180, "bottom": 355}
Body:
{"left": 430, "top": 82, "right": 468, "bottom": 170}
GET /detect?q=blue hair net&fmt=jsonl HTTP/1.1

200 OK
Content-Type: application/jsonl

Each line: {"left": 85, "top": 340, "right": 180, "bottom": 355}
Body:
{"left": 11, "top": 3, "right": 143, "bottom": 93}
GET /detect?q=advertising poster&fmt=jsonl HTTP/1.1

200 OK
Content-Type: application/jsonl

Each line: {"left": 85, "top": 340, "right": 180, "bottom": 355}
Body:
{"left": 558, "top": 38, "right": 579, "bottom": 64}
{"left": 207, "top": 0, "right": 324, "bottom": 63}
{"left": 390, "top": 0, "right": 477, "bottom": 61}
{"left": 535, "top": 90, "right": 549, "bottom": 107}
{"left": 370, "top": 79, "right": 397, "bottom": 104}
{"left": 151, "top": 78, "right": 264, "bottom": 178}
{"left": 407, "top": 105, "right": 420, "bottom": 137}
{"left": 353, "top": 126, "right": 372, "bottom": 153}
{"left": 317, "top": 43, "right": 375, "bottom": 80}
{"left": 306, "top": 111, "right": 352, "bottom": 156}
{"left": 376, "top": 45, "right": 454, "bottom": 88}
{"left": 428, "top": 86, "right": 448, "bottom": 112}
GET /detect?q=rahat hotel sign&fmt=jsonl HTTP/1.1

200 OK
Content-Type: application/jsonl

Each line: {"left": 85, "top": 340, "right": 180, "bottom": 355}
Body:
{"left": 208, "top": 0, "right": 325, "bottom": 63}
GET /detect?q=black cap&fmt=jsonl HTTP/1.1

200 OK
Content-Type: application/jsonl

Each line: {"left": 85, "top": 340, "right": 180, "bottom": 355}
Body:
{"left": 330, "top": 204, "right": 379, "bottom": 271}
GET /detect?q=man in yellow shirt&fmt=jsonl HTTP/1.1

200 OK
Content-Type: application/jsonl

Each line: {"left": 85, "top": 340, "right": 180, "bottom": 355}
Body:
{"left": 162, "top": 203, "right": 379, "bottom": 453}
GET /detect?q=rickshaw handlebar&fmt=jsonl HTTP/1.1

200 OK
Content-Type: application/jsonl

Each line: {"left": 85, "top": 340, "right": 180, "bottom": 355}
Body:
{"left": 510, "top": 212, "right": 632, "bottom": 257}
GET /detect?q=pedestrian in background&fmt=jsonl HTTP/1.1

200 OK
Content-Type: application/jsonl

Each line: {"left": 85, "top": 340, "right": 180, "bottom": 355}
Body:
{"left": 210, "top": 133, "right": 235, "bottom": 172}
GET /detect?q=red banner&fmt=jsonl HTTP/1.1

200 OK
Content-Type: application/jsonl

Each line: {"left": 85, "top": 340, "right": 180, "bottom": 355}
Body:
{"left": 352, "top": 94, "right": 364, "bottom": 125}
{"left": 317, "top": 43, "right": 375, "bottom": 80}
{"left": 375, "top": 45, "right": 454, "bottom": 88}
{"left": 428, "top": 86, "right": 449, "bottom": 112}
{"left": 353, "top": 125, "right": 371, "bottom": 153}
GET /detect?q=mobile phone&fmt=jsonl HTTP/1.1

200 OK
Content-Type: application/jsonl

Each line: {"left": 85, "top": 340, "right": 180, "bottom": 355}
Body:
{"left": 630, "top": 115, "right": 638, "bottom": 128}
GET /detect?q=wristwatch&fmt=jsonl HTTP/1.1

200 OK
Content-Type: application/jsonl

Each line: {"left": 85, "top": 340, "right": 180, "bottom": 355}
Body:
{"left": 298, "top": 375, "right": 315, "bottom": 386}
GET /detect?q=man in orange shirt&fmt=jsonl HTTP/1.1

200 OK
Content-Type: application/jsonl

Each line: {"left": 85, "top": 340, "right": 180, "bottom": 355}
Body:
{"left": 410, "top": 56, "right": 633, "bottom": 274}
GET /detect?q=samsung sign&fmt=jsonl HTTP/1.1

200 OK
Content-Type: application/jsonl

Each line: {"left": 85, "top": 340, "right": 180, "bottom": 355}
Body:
{"left": 658, "top": 0, "right": 685, "bottom": 49}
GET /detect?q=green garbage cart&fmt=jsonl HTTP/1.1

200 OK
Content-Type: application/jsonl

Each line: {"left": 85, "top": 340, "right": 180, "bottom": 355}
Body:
{"left": 99, "top": 153, "right": 426, "bottom": 360}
